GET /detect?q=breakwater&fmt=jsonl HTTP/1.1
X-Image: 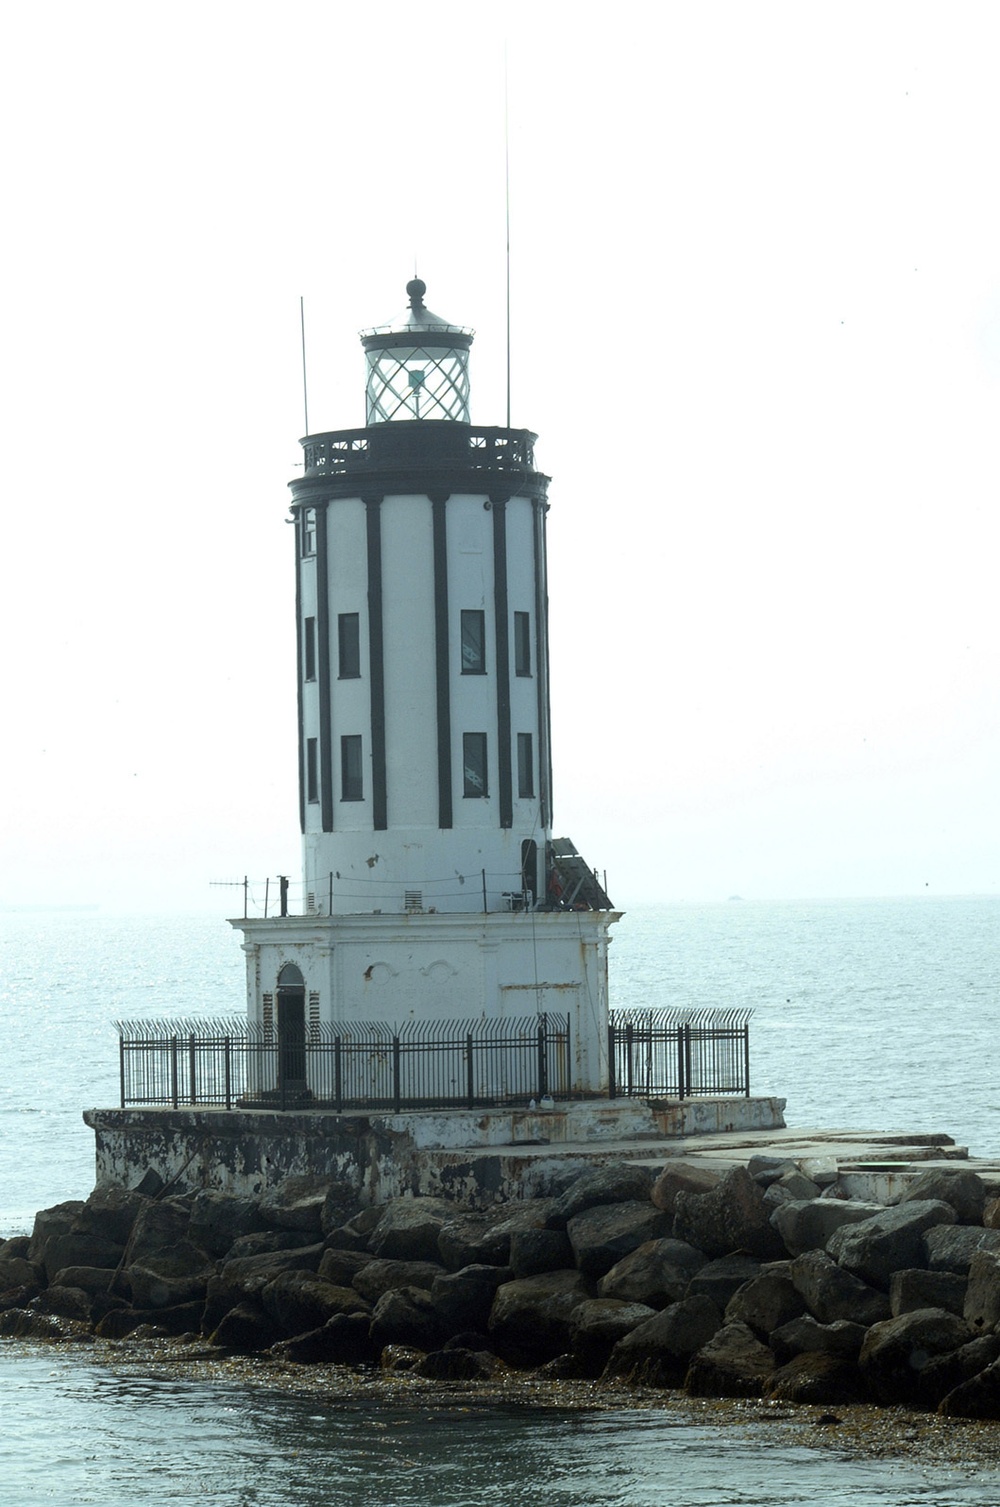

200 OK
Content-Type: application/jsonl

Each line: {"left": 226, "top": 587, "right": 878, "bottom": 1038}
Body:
{"left": 6, "top": 1154, "right": 1000, "bottom": 1420}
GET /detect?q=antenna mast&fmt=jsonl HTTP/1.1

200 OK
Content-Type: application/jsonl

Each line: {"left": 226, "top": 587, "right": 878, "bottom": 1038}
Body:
{"left": 504, "top": 44, "right": 511, "bottom": 429}
{"left": 300, "top": 295, "right": 310, "bottom": 436}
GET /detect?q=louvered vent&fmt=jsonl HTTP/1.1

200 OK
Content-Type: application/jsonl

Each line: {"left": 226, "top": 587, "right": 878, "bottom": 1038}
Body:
{"left": 404, "top": 890, "right": 423, "bottom": 914}
{"left": 308, "top": 991, "right": 320, "bottom": 1041}
{"left": 262, "top": 992, "right": 274, "bottom": 1038}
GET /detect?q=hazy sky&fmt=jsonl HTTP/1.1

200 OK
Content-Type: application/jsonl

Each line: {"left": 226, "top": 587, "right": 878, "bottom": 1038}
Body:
{"left": 2, "top": 2, "right": 998, "bottom": 913}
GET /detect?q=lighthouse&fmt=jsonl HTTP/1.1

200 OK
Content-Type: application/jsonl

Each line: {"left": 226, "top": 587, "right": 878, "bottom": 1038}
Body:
{"left": 233, "top": 281, "right": 619, "bottom": 1095}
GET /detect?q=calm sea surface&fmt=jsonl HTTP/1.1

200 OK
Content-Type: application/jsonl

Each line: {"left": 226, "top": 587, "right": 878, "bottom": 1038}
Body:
{"left": 2, "top": 896, "right": 999, "bottom": 1504}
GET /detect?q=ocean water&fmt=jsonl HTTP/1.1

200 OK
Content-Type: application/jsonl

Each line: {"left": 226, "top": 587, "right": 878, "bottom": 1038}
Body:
{"left": 2, "top": 895, "right": 1000, "bottom": 1503}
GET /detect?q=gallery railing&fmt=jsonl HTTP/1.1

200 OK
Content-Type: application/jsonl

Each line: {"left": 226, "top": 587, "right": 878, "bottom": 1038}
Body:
{"left": 607, "top": 1008, "right": 753, "bottom": 1100}
{"left": 115, "top": 1014, "right": 572, "bottom": 1112}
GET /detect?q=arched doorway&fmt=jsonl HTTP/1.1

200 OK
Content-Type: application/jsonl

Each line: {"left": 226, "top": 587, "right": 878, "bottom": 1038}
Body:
{"left": 276, "top": 963, "right": 307, "bottom": 1096}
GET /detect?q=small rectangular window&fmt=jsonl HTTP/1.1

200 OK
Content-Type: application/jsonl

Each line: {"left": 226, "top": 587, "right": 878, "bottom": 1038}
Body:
{"left": 306, "top": 738, "right": 319, "bottom": 803}
{"left": 461, "top": 610, "right": 486, "bottom": 674}
{"left": 463, "top": 732, "right": 488, "bottom": 797}
{"left": 338, "top": 613, "right": 360, "bottom": 678}
{"left": 514, "top": 612, "right": 531, "bottom": 677}
{"left": 517, "top": 733, "right": 534, "bottom": 798}
{"left": 341, "top": 734, "right": 363, "bottom": 801}
{"left": 301, "top": 508, "right": 316, "bottom": 557}
{"left": 304, "top": 617, "right": 316, "bottom": 682}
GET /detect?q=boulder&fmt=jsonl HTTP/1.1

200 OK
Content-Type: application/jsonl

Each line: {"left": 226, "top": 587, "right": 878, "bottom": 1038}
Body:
{"left": 789, "top": 1249, "right": 891, "bottom": 1326}
{"left": 323, "top": 1206, "right": 383, "bottom": 1253}
{"left": 369, "top": 1285, "right": 442, "bottom": 1351}
{"left": 827, "top": 1201, "right": 956, "bottom": 1291}
{"left": 650, "top": 1162, "right": 720, "bottom": 1213}
{"left": 603, "top": 1294, "right": 723, "bottom": 1387}
{"left": 273, "top": 1312, "right": 379, "bottom": 1366}
{"left": 889, "top": 1267, "right": 966, "bottom": 1318}
{"left": 0, "top": 1284, "right": 42, "bottom": 1312}
{"left": 75, "top": 1188, "right": 149, "bottom": 1246}
{"left": 27, "top": 1201, "right": 85, "bottom": 1264}
{"left": 774, "top": 1168, "right": 823, "bottom": 1202}
{"left": 352, "top": 1259, "right": 447, "bottom": 1303}
{"left": 429, "top": 1265, "right": 513, "bottom": 1335}
{"left": 687, "top": 1254, "right": 762, "bottom": 1310}
{"left": 770, "top": 1314, "right": 867, "bottom": 1364}
{"left": 414, "top": 1347, "right": 494, "bottom": 1381}
{"left": 673, "top": 1167, "right": 785, "bottom": 1260}
{"left": 597, "top": 1238, "right": 707, "bottom": 1309}
{"left": 488, "top": 1269, "right": 593, "bottom": 1363}
{"left": 258, "top": 1177, "right": 330, "bottom": 1234}
{"left": 547, "top": 1165, "right": 655, "bottom": 1229}
{"left": 260, "top": 1271, "right": 370, "bottom": 1335}
{"left": 859, "top": 1307, "right": 971, "bottom": 1405}
{"left": 508, "top": 1228, "right": 574, "bottom": 1277}
{"left": 724, "top": 1271, "right": 806, "bottom": 1338}
{"left": 0, "top": 1308, "right": 88, "bottom": 1341}
{"left": 963, "top": 1248, "right": 1000, "bottom": 1334}
{"left": 210, "top": 1301, "right": 282, "bottom": 1350}
{"left": 189, "top": 1191, "right": 265, "bottom": 1257}
{"left": 918, "top": 1334, "right": 1000, "bottom": 1409}
{"left": 317, "top": 1248, "right": 373, "bottom": 1287}
{"left": 923, "top": 1226, "right": 1000, "bottom": 1276}
{"left": 39, "top": 1228, "right": 125, "bottom": 1284}
{"left": 747, "top": 1155, "right": 797, "bottom": 1186}
{"left": 0, "top": 1237, "right": 31, "bottom": 1260}
{"left": 939, "top": 1356, "right": 1000, "bottom": 1419}
{"left": 0, "top": 1257, "right": 43, "bottom": 1290}
{"left": 227, "top": 1230, "right": 317, "bottom": 1260}
{"left": 319, "top": 1181, "right": 364, "bottom": 1236}
{"left": 369, "top": 1199, "right": 454, "bottom": 1262}
{"left": 685, "top": 1321, "right": 776, "bottom": 1397}
{"left": 220, "top": 1243, "right": 325, "bottom": 1302}
{"left": 770, "top": 1199, "right": 886, "bottom": 1259}
{"left": 901, "top": 1168, "right": 986, "bottom": 1225}
{"left": 763, "top": 1352, "right": 865, "bottom": 1405}
{"left": 438, "top": 1202, "right": 556, "bottom": 1270}
{"left": 51, "top": 1265, "right": 124, "bottom": 1298}
{"left": 30, "top": 1285, "right": 92, "bottom": 1323}
{"left": 566, "top": 1202, "right": 671, "bottom": 1278}
{"left": 127, "top": 1199, "right": 208, "bottom": 1278}
{"left": 567, "top": 1298, "right": 657, "bottom": 1376}
{"left": 126, "top": 1264, "right": 214, "bottom": 1310}
{"left": 983, "top": 1198, "right": 1000, "bottom": 1230}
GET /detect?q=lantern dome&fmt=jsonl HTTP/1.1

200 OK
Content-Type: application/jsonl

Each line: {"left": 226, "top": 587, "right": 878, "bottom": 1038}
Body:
{"left": 360, "top": 279, "right": 474, "bottom": 424}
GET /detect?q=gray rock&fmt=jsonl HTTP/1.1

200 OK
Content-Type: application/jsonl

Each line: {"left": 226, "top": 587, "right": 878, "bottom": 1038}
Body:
{"left": 597, "top": 1238, "right": 707, "bottom": 1309}
{"left": 352, "top": 1259, "right": 447, "bottom": 1303}
{"left": 964, "top": 1248, "right": 1000, "bottom": 1334}
{"left": 414, "top": 1347, "right": 494, "bottom": 1381}
{"left": 127, "top": 1264, "right": 214, "bottom": 1310}
{"left": 488, "top": 1270, "right": 593, "bottom": 1363}
{"left": 30, "top": 1285, "right": 92, "bottom": 1323}
{"left": 747, "top": 1156, "right": 797, "bottom": 1186}
{"left": 918, "top": 1334, "right": 1000, "bottom": 1408}
{"left": 261, "top": 1271, "right": 370, "bottom": 1335}
{"left": 27, "top": 1202, "right": 85, "bottom": 1264}
{"left": 770, "top": 1314, "right": 867, "bottom": 1363}
{"left": 189, "top": 1191, "right": 265, "bottom": 1257}
{"left": 724, "top": 1271, "right": 806, "bottom": 1339}
{"left": 0, "top": 1257, "right": 43, "bottom": 1290}
{"left": 827, "top": 1200, "right": 956, "bottom": 1290}
{"left": 567, "top": 1298, "right": 657, "bottom": 1375}
{"left": 685, "top": 1320, "right": 776, "bottom": 1397}
{"left": 650, "top": 1162, "right": 720, "bottom": 1213}
{"left": 508, "top": 1228, "right": 574, "bottom": 1277}
{"left": 770, "top": 1198, "right": 886, "bottom": 1259}
{"left": 319, "top": 1181, "right": 364, "bottom": 1236}
{"left": 775, "top": 1168, "right": 823, "bottom": 1201}
{"left": 127, "top": 1199, "right": 197, "bottom": 1270}
{"left": 438, "top": 1202, "right": 556, "bottom": 1270}
{"left": 51, "top": 1265, "right": 124, "bottom": 1297}
{"left": 923, "top": 1225, "right": 1000, "bottom": 1276}
{"left": 259, "top": 1176, "right": 330, "bottom": 1234}
{"left": 369, "top": 1285, "right": 442, "bottom": 1351}
{"left": 901, "top": 1168, "right": 987, "bottom": 1225}
{"left": 566, "top": 1202, "right": 671, "bottom": 1278}
{"left": 0, "top": 1237, "right": 30, "bottom": 1260}
{"left": 547, "top": 1165, "right": 656, "bottom": 1229}
{"left": 210, "top": 1301, "right": 281, "bottom": 1350}
{"left": 75, "top": 1188, "right": 149, "bottom": 1246}
{"left": 859, "top": 1307, "right": 971, "bottom": 1405}
{"left": 687, "top": 1254, "right": 761, "bottom": 1310}
{"left": 674, "top": 1167, "right": 785, "bottom": 1260}
{"left": 939, "top": 1356, "right": 1000, "bottom": 1419}
{"left": 429, "top": 1265, "right": 513, "bottom": 1335}
{"left": 317, "top": 1248, "right": 373, "bottom": 1287}
{"left": 39, "top": 1228, "right": 125, "bottom": 1284}
{"left": 789, "top": 1249, "right": 891, "bottom": 1326}
{"left": 890, "top": 1268, "right": 967, "bottom": 1318}
{"left": 221, "top": 1243, "right": 325, "bottom": 1300}
{"left": 369, "top": 1199, "right": 455, "bottom": 1262}
{"left": 227, "top": 1230, "right": 316, "bottom": 1260}
{"left": 273, "top": 1312, "right": 378, "bottom": 1366}
{"left": 603, "top": 1294, "right": 723, "bottom": 1386}
{"left": 763, "top": 1352, "right": 865, "bottom": 1404}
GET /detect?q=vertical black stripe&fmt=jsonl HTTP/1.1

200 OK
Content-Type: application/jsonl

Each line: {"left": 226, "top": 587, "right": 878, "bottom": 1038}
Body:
{"left": 492, "top": 496, "right": 512, "bottom": 829}
{"left": 431, "top": 493, "right": 452, "bottom": 829}
{"left": 315, "top": 504, "right": 334, "bottom": 832}
{"left": 365, "top": 497, "right": 387, "bottom": 831}
{"left": 533, "top": 498, "right": 553, "bottom": 829}
{"left": 294, "top": 517, "right": 306, "bottom": 835}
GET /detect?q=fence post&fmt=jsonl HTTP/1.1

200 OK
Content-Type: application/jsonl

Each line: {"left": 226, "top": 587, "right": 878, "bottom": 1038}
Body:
{"left": 743, "top": 1019, "right": 751, "bottom": 1097}
{"left": 119, "top": 1034, "right": 126, "bottom": 1109}
{"left": 676, "top": 1024, "right": 685, "bottom": 1100}
{"left": 537, "top": 1014, "right": 548, "bottom": 1097}
{"left": 466, "top": 1032, "right": 474, "bottom": 1109}
{"left": 625, "top": 1021, "right": 634, "bottom": 1096}
{"left": 334, "top": 1036, "right": 342, "bottom": 1113}
{"left": 224, "top": 1037, "right": 232, "bottom": 1111}
{"left": 607, "top": 1021, "right": 616, "bottom": 1100}
{"left": 564, "top": 1014, "right": 571, "bottom": 1095}
{"left": 392, "top": 1035, "right": 401, "bottom": 1113}
{"left": 170, "top": 1037, "right": 179, "bottom": 1109}
{"left": 189, "top": 1034, "right": 197, "bottom": 1106}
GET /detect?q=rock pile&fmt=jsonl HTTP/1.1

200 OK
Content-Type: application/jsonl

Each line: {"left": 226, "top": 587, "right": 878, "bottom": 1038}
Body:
{"left": 6, "top": 1157, "right": 1000, "bottom": 1418}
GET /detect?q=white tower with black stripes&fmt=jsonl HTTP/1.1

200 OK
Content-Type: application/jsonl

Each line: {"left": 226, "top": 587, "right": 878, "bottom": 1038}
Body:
{"left": 233, "top": 281, "right": 618, "bottom": 1095}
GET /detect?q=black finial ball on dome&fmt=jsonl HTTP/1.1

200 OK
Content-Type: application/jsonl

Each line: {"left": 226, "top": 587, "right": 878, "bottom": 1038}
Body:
{"left": 406, "top": 278, "right": 427, "bottom": 307}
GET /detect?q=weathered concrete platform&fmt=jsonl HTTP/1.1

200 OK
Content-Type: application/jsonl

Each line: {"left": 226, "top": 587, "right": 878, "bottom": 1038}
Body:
{"left": 85, "top": 1093, "right": 1000, "bottom": 1208}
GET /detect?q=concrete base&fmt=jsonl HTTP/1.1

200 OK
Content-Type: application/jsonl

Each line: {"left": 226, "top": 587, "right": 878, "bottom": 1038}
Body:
{"left": 83, "top": 1094, "right": 787, "bottom": 1208}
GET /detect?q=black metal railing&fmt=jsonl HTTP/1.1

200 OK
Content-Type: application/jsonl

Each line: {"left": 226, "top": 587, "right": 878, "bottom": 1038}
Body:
{"left": 115, "top": 1014, "right": 572, "bottom": 1112}
{"left": 608, "top": 1008, "right": 752, "bottom": 1099}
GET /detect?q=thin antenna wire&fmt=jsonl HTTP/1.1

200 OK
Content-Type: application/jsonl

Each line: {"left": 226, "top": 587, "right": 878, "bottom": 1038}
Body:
{"left": 504, "top": 42, "right": 512, "bottom": 429}
{"left": 300, "top": 295, "right": 310, "bottom": 436}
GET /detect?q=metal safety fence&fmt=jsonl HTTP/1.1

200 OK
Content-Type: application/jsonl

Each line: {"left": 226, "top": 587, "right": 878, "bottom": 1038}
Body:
{"left": 115, "top": 1014, "right": 572, "bottom": 1112}
{"left": 608, "top": 1008, "right": 752, "bottom": 1099}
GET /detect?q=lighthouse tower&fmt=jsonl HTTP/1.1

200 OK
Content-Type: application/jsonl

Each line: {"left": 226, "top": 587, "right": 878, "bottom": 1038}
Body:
{"left": 233, "top": 281, "right": 618, "bottom": 1094}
